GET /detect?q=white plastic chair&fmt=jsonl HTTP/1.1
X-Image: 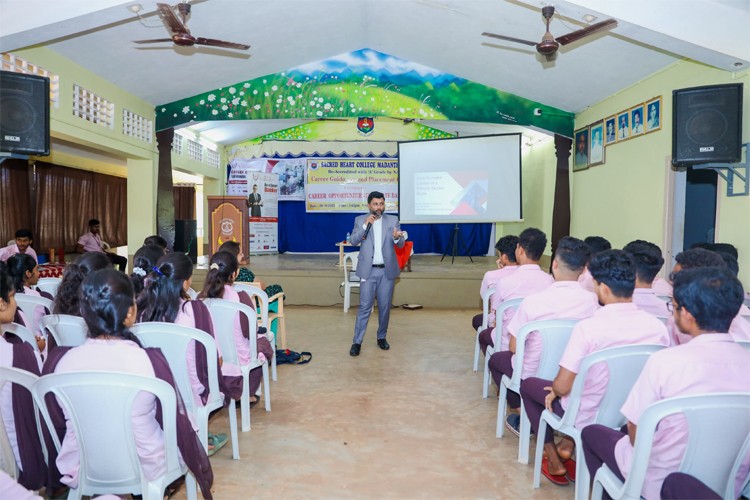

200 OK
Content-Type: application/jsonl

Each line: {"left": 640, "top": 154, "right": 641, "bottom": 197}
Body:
{"left": 497, "top": 319, "right": 578, "bottom": 464}
{"left": 36, "top": 277, "right": 62, "bottom": 298}
{"left": 592, "top": 392, "right": 750, "bottom": 500}
{"left": 32, "top": 371, "right": 190, "bottom": 500}
{"left": 482, "top": 297, "right": 523, "bottom": 399}
{"left": 533, "top": 343, "right": 665, "bottom": 500}
{"left": 132, "top": 322, "right": 239, "bottom": 460}
{"left": 13, "top": 294, "right": 53, "bottom": 335}
{"left": 203, "top": 298, "right": 271, "bottom": 432}
{"left": 0, "top": 367, "right": 41, "bottom": 479}
{"left": 342, "top": 252, "right": 360, "bottom": 313}
{"left": 2, "top": 323, "right": 40, "bottom": 354}
{"left": 38, "top": 314, "right": 88, "bottom": 347}
{"left": 233, "top": 283, "right": 278, "bottom": 382}
{"left": 473, "top": 287, "right": 495, "bottom": 372}
{"left": 186, "top": 287, "right": 198, "bottom": 300}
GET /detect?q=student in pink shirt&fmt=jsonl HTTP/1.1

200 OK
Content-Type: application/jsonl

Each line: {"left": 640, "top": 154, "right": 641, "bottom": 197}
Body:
{"left": 52, "top": 252, "right": 111, "bottom": 316}
{"left": 577, "top": 236, "right": 612, "bottom": 293}
{"left": 75, "top": 218, "right": 128, "bottom": 271}
{"left": 477, "top": 228, "right": 554, "bottom": 354}
{"left": 6, "top": 254, "right": 47, "bottom": 351}
{"left": 520, "top": 250, "right": 669, "bottom": 486}
{"left": 137, "top": 252, "right": 229, "bottom": 456}
{"left": 581, "top": 267, "right": 750, "bottom": 500}
{"left": 489, "top": 237, "right": 598, "bottom": 434}
{"left": 44, "top": 269, "right": 213, "bottom": 498}
{"left": 472, "top": 235, "right": 519, "bottom": 330}
{"left": 624, "top": 240, "right": 670, "bottom": 318}
{"left": 198, "top": 251, "right": 273, "bottom": 406}
{"left": 0, "top": 229, "right": 38, "bottom": 263}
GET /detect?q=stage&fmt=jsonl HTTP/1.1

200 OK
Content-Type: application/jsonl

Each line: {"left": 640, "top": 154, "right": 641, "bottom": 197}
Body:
{"left": 191, "top": 253, "right": 538, "bottom": 309}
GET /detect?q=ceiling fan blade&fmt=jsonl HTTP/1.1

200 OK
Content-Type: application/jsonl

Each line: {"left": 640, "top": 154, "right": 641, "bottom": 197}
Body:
{"left": 194, "top": 37, "right": 250, "bottom": 50}
{"left": 133, "top": 38, "right": 175, "bottom": 44}
{"left": 156, "top": 3, "right": 189, "bottom": 35}
{"left": 481, "top": 32, "right": 537, "bottom": 47}
{"left": 556, "top": 18, "right": 617, "bottom": 46}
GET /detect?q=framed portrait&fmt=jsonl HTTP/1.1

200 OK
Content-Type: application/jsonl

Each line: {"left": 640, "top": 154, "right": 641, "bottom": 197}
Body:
{"left": 604, "top": 115, "right": 617, "bottom": 146}
{"left": 630, "top": 103, "right": 645, "bottom": 137}
{"left": 588, "top": 121, "right": 605, "bottom": 166}
{"left": 573, "top": 127, "right": 590, "bottom": 171}
{"left": 645, "top": 96, "right": 662, "bottom": 133}
{"left": 616, "top": 110, "right": 630, "bottom": 142}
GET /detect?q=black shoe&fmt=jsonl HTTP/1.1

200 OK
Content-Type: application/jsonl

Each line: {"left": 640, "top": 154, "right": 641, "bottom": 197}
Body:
{"left": 350, "top": 343, "right": 361, "bottom": 356}
{"left": 377, "top": 338, "right": 390, "bottom": 350}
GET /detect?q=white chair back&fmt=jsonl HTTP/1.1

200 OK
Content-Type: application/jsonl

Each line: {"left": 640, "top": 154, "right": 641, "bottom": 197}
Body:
{"left": 342, "top": 251, "right": 360, "bottom": 312}
{"left": 2, "top": 323, "right": 40, "bottom": 354}
{"left": 593, "top": 393, "right": 750, "bottom": 500}
{"left": 0, "top": 367, "right": 41, "bottom": 478}
{"left": 233, "top": 283, "right": 278, "bottom": 382}
{"left": 32, "top": 371, "right": 184, "bottom": 500}
{"left": 131, "top": 322, "right": 238, "bottom": 459}
{"left": 202, "top": 298, "right": 271, "bottom": 430}
{"left": 481, "top": 297, "right": 523, "bottom": 398}
{"left": 472, "top": 287, "right": 496, "bottom": 372}
{"left": 186, "top": 287, "right": 198, "bottom": 300}
{"left": 36, "top": 277, "right": 62, "bottom": 298}
{"left": 14, "top": 294, "right": 53, "bottom": 335}
{"left": 38, "top": 315, "right": 88, "bottom": 347}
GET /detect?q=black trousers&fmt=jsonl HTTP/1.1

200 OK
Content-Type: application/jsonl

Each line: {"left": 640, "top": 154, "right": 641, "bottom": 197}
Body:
{"left": 106, "top": 252, "right": 128, "bottom": 272}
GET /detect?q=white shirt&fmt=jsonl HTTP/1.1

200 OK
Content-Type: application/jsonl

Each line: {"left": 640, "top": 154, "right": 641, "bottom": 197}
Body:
{"left": 372, "top": 218, "right": 384, "bottom": 265}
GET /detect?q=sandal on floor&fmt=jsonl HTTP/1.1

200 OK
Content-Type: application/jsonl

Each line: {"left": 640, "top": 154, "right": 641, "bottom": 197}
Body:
{"left": 541, "top": 456, "right": 570, "bottom": 486}
{"left": 207, "top": 432, "right": 228, "bottom": 456}
{"left": 563, "top": 458, "right": 576, "bottom": 483}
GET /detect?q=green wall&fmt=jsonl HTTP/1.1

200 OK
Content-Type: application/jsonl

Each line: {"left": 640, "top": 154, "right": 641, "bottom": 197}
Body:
{"left": 570, "top": 60, "right": 750, "bottom": 284}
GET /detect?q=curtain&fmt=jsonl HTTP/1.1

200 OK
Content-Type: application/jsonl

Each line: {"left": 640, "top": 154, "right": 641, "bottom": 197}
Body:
{"left": 0, "top": 159, "right": 32, "bottom": 245}
{"left": 277, "top": 201, "right": 491, "bottom": 255}
{"left": 174, "top": 185, "right": 196, "bottom": 220}
{"left": 33, "top": 162, "right": 127, "bottom": 253}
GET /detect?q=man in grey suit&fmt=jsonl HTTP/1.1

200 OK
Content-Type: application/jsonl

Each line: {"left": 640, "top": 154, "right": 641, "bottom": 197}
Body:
{"left": 349, "top": 191, "right": 405, "bottom": 356}
{"left": 246, "top": 184, "right": 263, "bottom": 217}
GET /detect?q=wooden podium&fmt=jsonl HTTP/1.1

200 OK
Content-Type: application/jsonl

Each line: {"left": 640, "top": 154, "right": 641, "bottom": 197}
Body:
{"left": 207, "top": 196, "right": 249, "bottom": 257}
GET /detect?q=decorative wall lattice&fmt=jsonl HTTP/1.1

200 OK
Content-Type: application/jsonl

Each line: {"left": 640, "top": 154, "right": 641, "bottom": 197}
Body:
{"left": 73, "top": 85, "right": 114, "bottom": 129}
{"left": 1, "top": 52, "right": 60, "bottom": 108}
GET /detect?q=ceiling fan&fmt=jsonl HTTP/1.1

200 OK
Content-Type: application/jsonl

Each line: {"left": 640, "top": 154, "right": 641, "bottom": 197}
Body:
{"left": 134, "top": 2, "right": 250, "bottom": 50}
{"left": 482, "top": 6, "right": 616, "bottom": 61}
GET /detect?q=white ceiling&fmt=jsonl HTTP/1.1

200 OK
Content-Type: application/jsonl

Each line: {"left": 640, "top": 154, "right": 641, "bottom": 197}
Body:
{"left": 2, "top": 0, "right": 749, "bottom": 146}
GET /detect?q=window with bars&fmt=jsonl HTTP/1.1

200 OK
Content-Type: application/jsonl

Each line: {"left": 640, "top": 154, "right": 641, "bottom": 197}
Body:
{"left": 122, "top": 109, "right": 153, "bottom": 143}
{"left": 186, "top": 138, "right": 203, "bottom": 162}
{"left": 173, "top": 133, "right": 183, "bottom": 154}
{"left": 73, "top": 85, "right": 114, "bottom": 128}
{"left": 206, "top": 148, "right": 220, "bottom": 168}
{"left": 1, "top": 52, "right": 60, "bottom": 108}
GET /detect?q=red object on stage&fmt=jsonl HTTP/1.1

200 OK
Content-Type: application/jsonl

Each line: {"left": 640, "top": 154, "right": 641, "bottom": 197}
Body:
{"left": 57, "top": 247, "right": 65, "bottom": 263}
{"left": 39, "top": 263, "right": 66, "bottom": 278}
{"left": 395, "top": 241, "right": 413, "bottom": 271}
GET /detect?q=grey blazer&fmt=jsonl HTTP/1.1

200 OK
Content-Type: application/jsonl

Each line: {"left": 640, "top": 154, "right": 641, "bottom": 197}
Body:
{"left": 350, "top": 213, "right": 405, "bottom": 280}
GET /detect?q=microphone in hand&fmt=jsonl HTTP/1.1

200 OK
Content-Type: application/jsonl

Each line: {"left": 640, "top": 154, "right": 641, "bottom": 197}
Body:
{"left": 363, "top": 222, "right": 372, "bottom": 240}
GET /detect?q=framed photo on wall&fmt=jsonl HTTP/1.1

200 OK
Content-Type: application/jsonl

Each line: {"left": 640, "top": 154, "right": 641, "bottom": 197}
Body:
{"left": 645, "top": 96, "right": 662, "bottom": 133}
{"left": 589, "top": 121, "right": 605, "bottom": 166}
{"left": 630, "top": 103, "right": 645, "bottom": 136}
{"left": 617, "top": 110, "right": 630, "bottom": 141}
{"left": 604, "top": 115, "right": 617, "bottom": 145}
{"left": 573, "top": 127, "right": 590, "bottom": 171}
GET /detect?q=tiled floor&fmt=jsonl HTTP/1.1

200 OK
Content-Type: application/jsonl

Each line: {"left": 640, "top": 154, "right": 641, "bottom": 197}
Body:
{"left": 189, "top": 305, "right": 572, "bottom": 499}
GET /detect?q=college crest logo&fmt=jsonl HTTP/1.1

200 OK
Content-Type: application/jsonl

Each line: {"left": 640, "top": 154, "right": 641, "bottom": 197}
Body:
{"left": 357, "top": 117, "right": 374, "bottom": 136}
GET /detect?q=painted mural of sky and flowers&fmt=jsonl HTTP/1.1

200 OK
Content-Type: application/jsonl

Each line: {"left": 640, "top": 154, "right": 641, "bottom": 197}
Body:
{"left": 156, "top": 48, "right": 573, "bottom": 137}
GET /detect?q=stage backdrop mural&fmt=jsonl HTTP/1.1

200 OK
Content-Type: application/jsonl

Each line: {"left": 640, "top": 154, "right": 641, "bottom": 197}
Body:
{"left": 155, "top": 49, "right": 573, "bottom": 137}
{"left": 227, "top": 164, "right": 279, "bottom": 253}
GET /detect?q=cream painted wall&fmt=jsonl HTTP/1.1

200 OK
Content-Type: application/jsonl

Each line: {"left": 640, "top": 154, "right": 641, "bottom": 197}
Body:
{"left": 570, "top": 60, "right": 749, "bottom": 284}
{"left": 495, "top": 137, "right": 557, "bottom": 255}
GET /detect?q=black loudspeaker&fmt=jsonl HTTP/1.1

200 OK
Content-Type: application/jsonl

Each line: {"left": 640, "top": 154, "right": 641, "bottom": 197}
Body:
{"left": 0, "top": 71, "right": 50, "bottom": 156}
{"left": 672, "top": 83, "right": 743, "bottom": 166}
{"left": 175, "top": 220, "right": 198, "bottom": 264}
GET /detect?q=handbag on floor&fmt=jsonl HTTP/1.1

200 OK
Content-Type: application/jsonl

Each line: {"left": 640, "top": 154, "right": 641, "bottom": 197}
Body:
{"left": 275, "top": 349, "right": 312, "bottom": 365}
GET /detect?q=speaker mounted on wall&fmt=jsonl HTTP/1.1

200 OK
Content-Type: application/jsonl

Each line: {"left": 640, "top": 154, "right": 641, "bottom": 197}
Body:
{"left": 672, "top": 83, "right": 743, "bottom": 166}
{"left": 0, "top": 70, "right": 51, "bottom": 156}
